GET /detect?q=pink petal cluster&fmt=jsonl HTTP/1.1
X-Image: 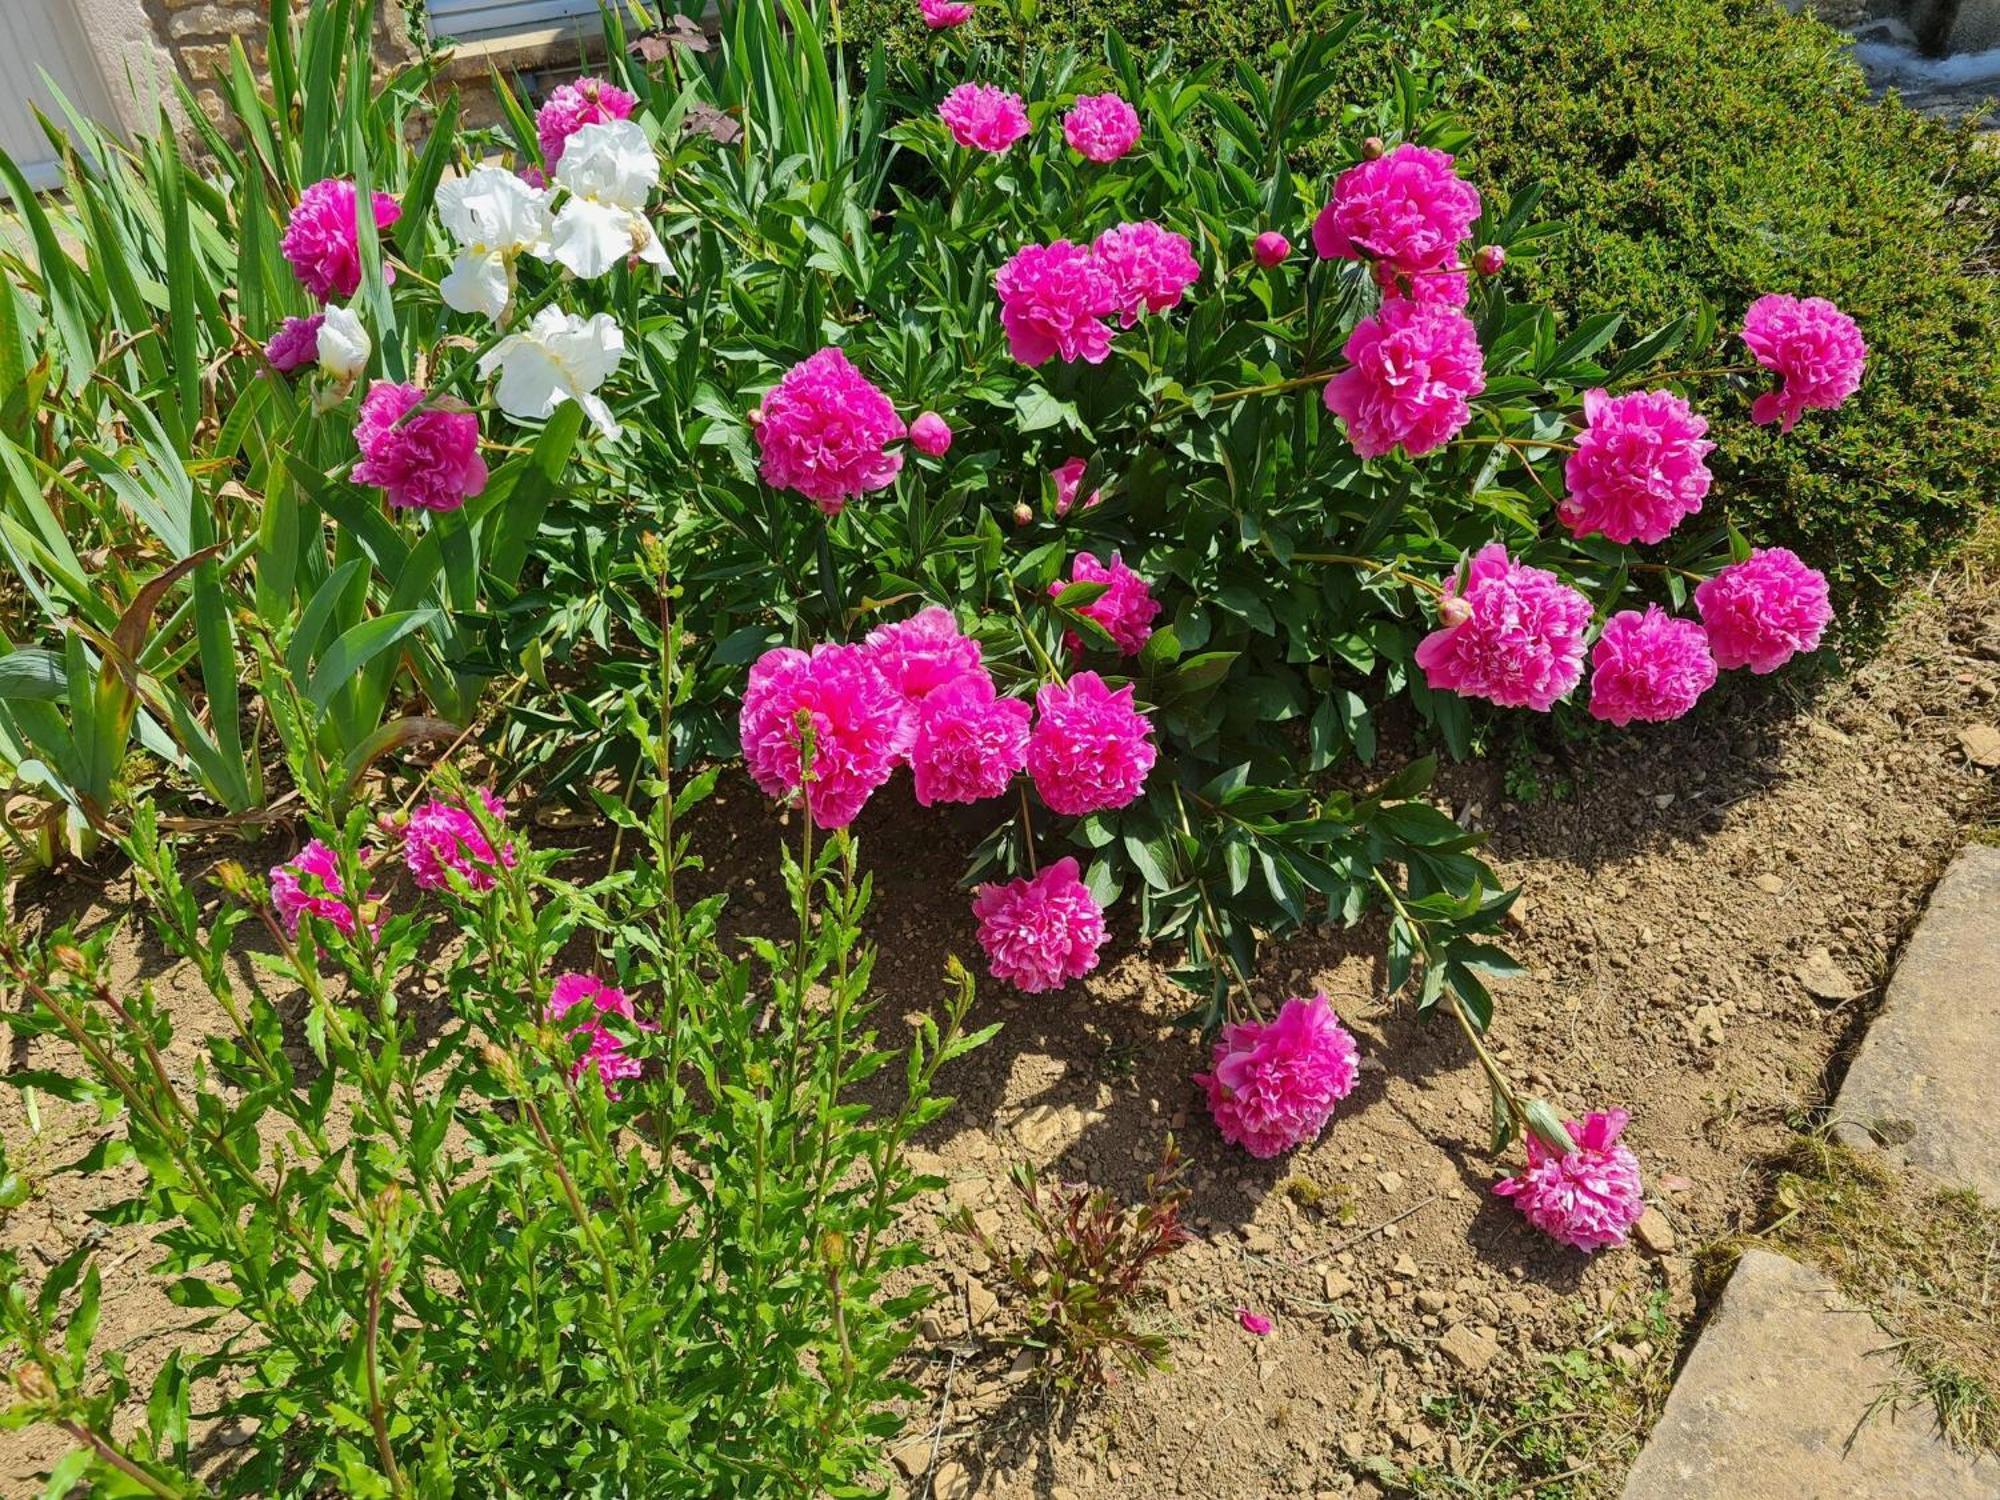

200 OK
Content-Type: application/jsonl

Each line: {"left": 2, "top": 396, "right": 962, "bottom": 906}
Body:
{"left": 1587, "top": 606, "right": 1717, "bottom": 726}
{"left": 281, "top": 179, "right": 401, "bottom": 303}
{"left": 739, "top": 643, "right": 912, "bottom": 828}
{"left": 1693, "top": 547, "right": 1832, "bottom": 674}
{"left": 1741, "top": 293, "right": 1866, "bottom": 433}
{"left": 402, "top": 789, "right": 516, "bottom": 893}
{"left": 1416, "top": 543, "right": 1592, "bottom": 712}
{"left": 938, "top": 83, "right": 1031, "bottom": 154}
{"left": 1237, "top": 1307, "right": 1274, "bottom": 1335}
{"left": 1093, "top": 220, "right": 1201, "bottom": 327}
{"left": 864, "top": 606, "right": 987, "bottom": 713}
{"left": 911, "top": 678, "right": 1032, "bottom": 805}
{"left": 1052, "top": 455, "right": 1102, "bottom": 515}
{"left": 1253, "top": 231, "right": 1291, "bottom": 268}
{"left": 1050, "top": 552, "right": 1159, "bottom": 657}
{"left": 264, "top": 314, "right": 325, "bottom": 374}
{"left": 1375, "top": 259, "right": 1470, "bottom": 309}
{"left": 352, "top": 382, "right": 489, "bottom": 513}
{"left": 1194, "top": 993, "right": 1359, "bottom": 1159}
{"left": 1323, "top": 300, "right": 1486, "bottom": 459}
{"left": 1063, "top": 92, "right": 1141, "bottom": 163}
{"left": 755, "top": 347, "right": 907, "bottom": 515}
{"left": 920, "top": 0, "right": 975, "bottom": 25}
{"left": 546, "top": 972, "right": 656, "bottom": 1098}
{"left": 535, "top": 77, "right": 637, "bottom": 170}
{"left": 1026, "top": 672, "right": 1155, "bottom": 815}
{"left": 995, "top": 241, "right": 1121, "bottom": 367}
{"left": 1312, "top": 144, "right": 1481, "bottom": 278}
{"left": 1493, "top": 1108, "right": 1645, "bottom": 1253}
{"left": 970, "top": 856, "right": 1107, "bottom": 993}
{"left": 1559, "top": 388, "right": 1716, "bottom": 546}
{"left": 270, "top": 839, "right": 363, "bottom": 940}
{"left": 910, "top": 411, "right": 954, "bottom": 456}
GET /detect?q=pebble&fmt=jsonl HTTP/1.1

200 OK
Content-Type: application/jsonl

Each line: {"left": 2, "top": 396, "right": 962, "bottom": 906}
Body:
{"left": 1634, "top": 1206, "right": 1677, "bottom": 1255}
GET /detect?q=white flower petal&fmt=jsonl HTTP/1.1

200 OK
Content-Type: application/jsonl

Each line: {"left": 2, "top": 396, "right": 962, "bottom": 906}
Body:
{"left": 554, "top": 119, "right": 660, "bottom": 212}
{"left": 441, "top": 248, "right": 514, "bottom": 321}
{"left": 551, "top": 199, "right": 637, "bottom": 280}
{"left": 480, "top": 309, "right": 625, "bottom": 436}
{"left": 437, "top": 166, "right": 554, "bottom": 254}
{"left": 316, "top": 305, "right": 371, "bottom": 381}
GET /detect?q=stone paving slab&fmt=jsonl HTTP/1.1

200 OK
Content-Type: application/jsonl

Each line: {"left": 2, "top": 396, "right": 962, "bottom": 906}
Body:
{"left": 1832, "top": 845, "right": 2000, "bottom": 1203}
{"left": 1620, "top": 1249, "right": 2000, "bottom": 1499}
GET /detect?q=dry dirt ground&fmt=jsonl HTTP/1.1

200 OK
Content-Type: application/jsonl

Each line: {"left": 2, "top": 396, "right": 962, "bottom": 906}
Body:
{"left": 1, "top": 546, "right": 1996, "bottom": 1499}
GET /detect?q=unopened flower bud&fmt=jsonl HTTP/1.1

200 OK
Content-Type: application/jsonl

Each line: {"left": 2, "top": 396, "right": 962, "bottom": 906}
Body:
{"left": 1472, "top": 244, "right": 1507, "bottom": 277}
{"left": 747, "top": 405, "right": 765, "bottom": 428}
{"left": 1012, "top": 502, "right": 1034, "bottom": 528}
{"left": 50, "top": 944, "right": 89, "bottom": 977}
{"left": 1361, "top": 136, "right": 1386, "bottom": 160}
{"left": 214, "top": 861, "right": 255, "bottom": 902}
{"left": 11, "top": 1363, "right": 53, "bottom": 1402}
{"left": 1252, "top": 230, "right": 1291, "bottom": 269}
{"left": 1438, "top": 594, "right": 1474, "bottom": 628}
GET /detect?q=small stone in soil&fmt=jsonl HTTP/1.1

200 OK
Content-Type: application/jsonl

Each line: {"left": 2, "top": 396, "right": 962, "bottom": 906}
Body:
{"left": 1634, "top": 1206, "right": 1677, "bottom": 1255}
{"left": 1439, "top": 1324, "right": 1501, "bottom": 1374}
{"left": 1959, "top": 723, "right": 2000, "bottom": 768}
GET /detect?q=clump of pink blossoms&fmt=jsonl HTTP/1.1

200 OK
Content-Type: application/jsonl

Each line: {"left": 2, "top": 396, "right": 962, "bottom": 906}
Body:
{"left": 1026, "top": 672, "right": 1156, "bottom": 815}
{"left": 938, "top": 82, "right": 1031, "bottom": 153}
{"left": 995, "top": 241, "right": 1121, "bottom": 367}
{"left": 352, "top": 382, "right": 489, "bottom": 513}
{"left": 1694, "top": 547, "right": 1833, "bottom": 674}
{"left": 864, "top": 606, "right": 987, "bottom": 719}
{"left": 1740, "top": 293, "right": 1866, "bottom": 433}
{"left": 970, "top": 856, "right": 1107, "bottom": 993}
{"left": 920, "top": 0, "right": 974, "bottom": 25}
{"left": 1050, "top": 553, "right": 1159, "bottom": 657}
{"left": 1587, "top": 606, "right": 1718, "bottom": 726}
{"left": 402, "top": 789, "right": 516, "bottom": 893}
{"left": 1416, "top": 543, "right": 1592, "bottom": 712}
{"left": 535, "top": 77, "right": 637, "bottom": 170}
{"left": 1312, "top": 143, "right": 1481, "bottom": 279}
{"left": 281, "top": 179, "right": 401, "bottom": 303}
{"left": 909, "top": 411, "right": 953, "bottom": 456}
{"left": 1195, "top": 994, "right": 1359, "bottom": 1159}
{"left": 739, "top": 643, "right": 912, "bottom": 828}
{"left": 1063, "top": 92, "right": 1141, "bottom": 162}
{"left": 1494, "top": 1108, "right": 1645, "bottom": 1253}
{"left": 911, "top": 677, "right": 1032, "bottom": 806}
{"left": 1093, "top": 220, "right": 1201, "bottom": 327}
{"left": 264, "top": 315, "right": 324, "bottom": 375}
{"left": 1052, "top": 455, "right": 1102, "bottom": 515}
{"left": 755, "top": 347, "right": 907, "bottom": 515}
{"left": 270, "top": 840, "right": 366, "bottom": 940}
{"left": 546, "top": 972, "right": 656, "bottom": 1098}
{"left": 1560, "top": 388, "right": 1716, "bottom": 546}
{"left": 1323, "top": 300, "right": 1486, "bottom": 459}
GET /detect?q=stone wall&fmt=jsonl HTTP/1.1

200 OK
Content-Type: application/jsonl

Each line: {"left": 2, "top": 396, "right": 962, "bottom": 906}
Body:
{"left": 145, "top": 0, "right": 420, "bottom": 129}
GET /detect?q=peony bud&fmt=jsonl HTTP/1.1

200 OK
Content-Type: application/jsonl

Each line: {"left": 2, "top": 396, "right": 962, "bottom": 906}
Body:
{"left": 746, "top": 405, "right": 765, "bottom": 428}
{"left": 1472, "top": 244, "right": 1507, "bottom": 277}
{"left": 1438, "top": 594, "right": 1474, "bottom": 628}
{"left": 909, "top": 410, "right": 953, "bottom": 457}
{"left": 1012, "top": 501, "right": 1034, "bottom": 528}
{"left": 1252, "top": 231, "right": 1291, "bottom": 269}
{"left": 1361, "top": 135, "right": 1386, "bottom": 160}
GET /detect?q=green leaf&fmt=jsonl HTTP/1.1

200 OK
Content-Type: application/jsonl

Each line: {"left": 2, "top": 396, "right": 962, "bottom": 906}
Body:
{"left": 305, "top": 611, "right": 443, "bottom": 712}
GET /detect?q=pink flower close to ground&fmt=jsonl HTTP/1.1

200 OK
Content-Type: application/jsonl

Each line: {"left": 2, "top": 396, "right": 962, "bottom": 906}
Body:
{"left": 1693, "top": 546, "right": 1833, "bottom": 674}
{"left": 1415, "top": 543, "right": 1592, "bottom": 712}
{"left": 281, "top": 179, "right": 401, "bottom": 303}
{"left": 352, "top": 382, "right": 489, "bottom": 513}
{"left": 1052, "top": 455, "right": 1102, "bottom": 515}
{"left": 1494, "top": 1108, "right": 1645, "bottom": 1253}
{"left": 1050, "top": 552, "right": 1159, "bottom": 657}
{"left": 1195, "top": 993, "right": 1360, "bottom": 1158}
{"left": 911, "top": 677, "right": 1031, "bottom": 805}
{"left": 535, "top": 77, "right": 637, "bottom": 170}
{"left": 920, "top": 0, "right": 974, "bottom": 25}
{"left": 270, "top": 839, "right": 365, "bottom": 940}
{"left": 1063, "top": 92, "right": 1141, "bottom": 162}
{"left": 910, "top": 411, "right": 954, "bottom": 456}
{"left": 1237, "top": 1308, "right": 1274, "bottom": 1336}
{"left": 995, "top": 241, "right": 1121, "bottom": 367}
{"left": 1741, "top": 293, "right": 1866, "bottom": 432}
{"left": 1312, "top": 143, "right": 1481, "bottom": 277}
{"left": 1253, "top": 231, "right": 1291, "bottom": 268}
{"left": 864, "top": 606, "right": 988, "bottom": 728}
{"left": 1323, "top": 300, "right": 1486, "bottom": 459}
{"left": 264, "top": 315, "right": 325, "bottom": 374}
{"left": 546, "top": 972, "right": 656, "bottom": 1098}
{"left": 402, "top": 789, "right": 516, "bottom": 893}
{"left": 755, "top": 347, "right": 907, "bottom": 514}
{"left": 1559, "top": 388, "right": 1715, "bottom": 546}
{"left": 939, "top": 82, "right": 1031, "bottom": 153}
{"left": 1587, "top": 606, "right": 1718, "bottom": 726}
{"left": 739, "top": 643, "right": 912, "bottom": 828}
{"left": 970, "top": 856, "right": 1107, "bottom": 993}
{"left": 1026, "top": 672, "right": 1156, "bottom": 815}
{"left": 1093, "top": 220, "right": 1201, "bottom": 327}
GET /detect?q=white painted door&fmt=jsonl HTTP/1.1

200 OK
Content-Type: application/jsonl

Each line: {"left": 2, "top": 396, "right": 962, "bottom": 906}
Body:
{"left": 427, "top": 0, "right": 610, "bottom": 43}
{"left": 0, "top": 0, "right": 116, "bottom": 193}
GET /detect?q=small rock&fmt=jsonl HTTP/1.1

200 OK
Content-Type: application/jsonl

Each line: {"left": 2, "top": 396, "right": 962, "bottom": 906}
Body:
{"left": 1393, "top": 1254, "right": 1420, "bottom": 1278}
{"left": 1415, "top": 1289, "right": 1449, "bottom": 1314}
{"left": 1377, "top": 1171, "right": 1404, "bottom": 1195}
{"left": 1323, "top": 1271, "right": 1354, "bottom": 1300}
{"left": 1243, "top": 1224, "right": 1278, "bottom": 1254}
{"left": 1338, "top": 1431, "right": 1368, "bottom": 1461}
{"left": 1439, "top": 1324, "right": 1500, "bottom": 1374}
{"left": 1753, "top": 873, "right": 1786, "bottom": 895}
{"left": 931, "top": 1459, "right": 973, "bottom": 1500}
{"left": 1959, "top": 723, "right": 2000, "bottom": 769}
{"left": 1634, "top": 1206, "right": 1677, "bottom": 1255}
{"left": 889, "top": 1438, "right": 934, "bottom": 1479}
{"left": 964, "top": 1279, "right": 998, "bottom": 1329}
{"left": 1607, "top": 1341, "right": 1642, "bottom": 1372}
{"left": 1006, "top": 1348, "right": 1037, "bottom": 1381}
{"left": 1796, "top": 948, "right": 1862, "bottom": 1003}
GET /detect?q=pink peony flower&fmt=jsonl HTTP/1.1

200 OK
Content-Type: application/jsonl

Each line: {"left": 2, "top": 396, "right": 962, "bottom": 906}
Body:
{"left": 1559, "top": 388, "right": 1716, "bottom": 546}
{"left": 1323, "top": 300, "right": 1486, "bottom": 459}
{"left": 1694, "top": 547, "right": 1833, "bottom": 674}
{"left": 281, "top": 179, "right": 401, "bottom": 303}
{"left": 755, "top": 347, "right": 907, "bottom": 514}
{"left": 1025, "top": 671, "right": 1155, "bottom": 815}
{"left": 1741, "top": 293, "right": 1866, "bottom": 433}
{"left": 1416, "top": 543, "right": 1592, "bottom": 712}
{"left": 970, "top": 855, "right": 1106, "bottom": 993}
{"left": 1194, "top": 994, "right": 1359, "bottom": 1158}
{"left": 911, "top": 677, "right": 1031, "bottom": 805}
{"left": 864, "top": 606, "right": 987, "bottom": 714}
{"left": 1237, "top": 1308, "right": 1274, "bottom": 1336}
{"left": 270, "top": 839, "right": 365, "bottom": 940}
{"left": 1312, "top": 144, "right": 1480, "bottom": 277}
{"left": 1587, "top": 606, "right": 1717, "bottom": 726}
{"left": 535, "top": 77, "right": 637, "bottom": 170}
{"left": 1376, "top": 259, "right": 1470, "bottom": 309}
{"left": 402, "top": 789, "right": 515, "bottom": 893}
{"left": 909, "top": 410, "right": 954, "bottom": 456}
{"left": 1253, "top": 231, "right": 1291, "bottom": 268}
{"left": 1052, "top": 455, "right": 1102, "bottom": 515}
{"left": 264, "top": 314, "right": 325, "bottom": 374}
{"left": 995, "top": 241, "right": 1121, "bottom": 367}
{"left": 1093, "top": 220, "right": 1201, "bottom": 327}
{"left": 351, "top": 381, "right": 489, "bottom": 513}
{"left": 1063, "top": 92, "right": 1141, "bottom": 163}
{"left": 546, "top": 972, "right": 656, "bottom": 1098}
{"left": 920, "top": 0, "right": 975, "bottom": 25}
{"left": 1049, "top": 552, "right": 1159, "bottom": 657}
{"left": 938, "top": 83, "right": 1030, "bottom": 154}
{"left": 1494, "top": 1108, "right": 1645, "bottom": 1253}
{"left": 739, "top": 643, "right": 912, "bottom": 828}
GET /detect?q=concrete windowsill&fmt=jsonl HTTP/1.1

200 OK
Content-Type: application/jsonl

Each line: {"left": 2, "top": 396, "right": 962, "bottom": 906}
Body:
{"left": 435, "top": 24, "right": 608, "bottom": 84}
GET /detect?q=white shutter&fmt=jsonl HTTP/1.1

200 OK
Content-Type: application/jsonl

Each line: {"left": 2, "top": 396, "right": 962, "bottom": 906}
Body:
{"left": 426, "top": 0, "right": 610, "bottom": 42}
{"left": 0, "top": 0, "right": 117, "bottom": 196}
